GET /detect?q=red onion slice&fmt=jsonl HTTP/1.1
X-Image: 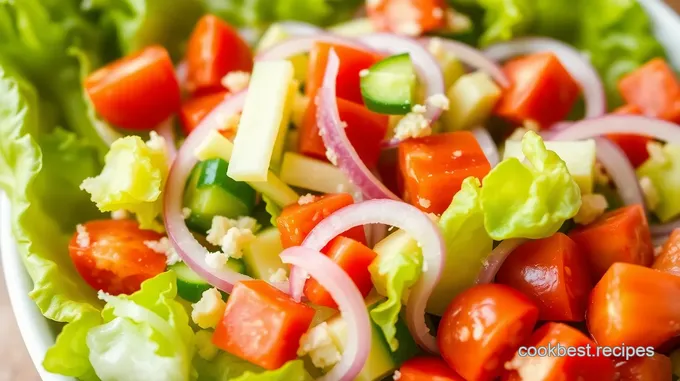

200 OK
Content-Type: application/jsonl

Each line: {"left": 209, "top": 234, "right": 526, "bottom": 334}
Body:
{"left": 291, "top": 199, "right": 446, "bottom": 353}
{"left": 280, "top": 247, "right": 370, "bottom": 381}
{"left": 484, "top": 37, "right": 606, "bottom": 120}
{"left": 594, "top": 138, "right": 645, "bottom": 207}
{"left": 317, "top": 49, "right": 399, "bottom": 200}
{"left": 278, "top": 21, "right": 324, "bottom": 36}
{"left": 551, "top": 115, "right": 680, "bottom": 144}
{"left": 256, "top": 35, "right": 371, "bottom": 61}
{"left": 358, "top": 34, "right": 445, "bottom": 122}
{"left": 471, "top": 127, "right": 499, "bottom": 166}
{"left": 155, "top": 117, "right": 177, "bottom": 163}
{"left": 175, "top": 61, "right": 188, "bottom": 92}
{"left": 420, "top": 37, "right": 510, "bottom": 88}
{"left": 163, "top": 92, "right": 253, "bottom": 293}
{"left": 475, "top": 239, "right": 527, "bottom": 284}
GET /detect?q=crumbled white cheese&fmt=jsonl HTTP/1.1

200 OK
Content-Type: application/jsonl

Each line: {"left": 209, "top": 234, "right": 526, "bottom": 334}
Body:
{"left": 395, "top": 20, "right": 422, "bottom": 36}
{"left": 426, "top": 93, "right": 450, "bottom": 111}
{"left": 144, "top": 237, "right": 181, "bottom": 265}
{"left": 298, "top": 193, "right": 316, "bottom": 205}
{"left": 393, "top": 370, "right": 402, "bottom": 380}
{"left": 308, "top": 344, "right": 342, "bottom": 369}
{"left": 393, "top": 112, "right": 431, "bottom": 141}
{"left": 222, "top": 71, "right": 251, "bottom": 93}
{"left": 411, "top": 104, "right": 427, "bottom": 114}
{"left": 639, "top": 176, "right": 660, "bottom": 211}
{"left": 111, "top": 210, "right": 129, "bottom": 220}
{"left": 446, "top": 10, "right": 472, "bottom": 33}
{"left": 647, "top": 142, "right": 668, "bottom": 165}
{"left": 359, "top": 69, "right": 370, "bottom": 77}
{"left": 220, "top": 227, "right": 256, "bottom": 259}
{"left": 206, "top": 216, "right": 258, "bottom": 246}
{"left": 182, "top": 207, "right": 192, "bottom": 219}
{"left": 192, "top": 288, "right": 227, "bottom": 329}
{"left": 298, "top": 322, "right": 341, "bottom": 369}
{"left": 195, "top": 330, "right": 219, "bottom": 360}
{"left": 417, "top": 197, "right": 431, "bottom": 209}
{"left": 452, "top": 150, "right": 462, "bottom": 158}
{"left": 432, "top": 7, "right": 444, "bottom": 19}
{"left": 594, "top": 162, "right": 610, "bottom": 186}
{"left": 574, "top": 194, "right": 608, "bottom": 225}
{"left": 268, "top": 268, "right": 289, "bottom": 283}
{"left": 326, "top": 149, "right": 339, "bottom": 166}
{"left": 76, "top": 224, "right": 90, "bottom": 247}
{"left": 146, "top": 131, "right": 168, "bottom": 155}
{"left": 205, "top": 251, "right": 230, "bottom": 269}
{"left": 292, "top": 93, "right": 310, "bottom": 128}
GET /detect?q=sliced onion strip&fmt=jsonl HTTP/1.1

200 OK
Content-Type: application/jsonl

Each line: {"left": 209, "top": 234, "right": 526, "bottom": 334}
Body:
{"left": 155, "top": 117, "right": 177, "bottom": 164}
{"left": 256, "top": 35, "right": 371, "bottom": 61}
{"left": 594, "top": 138, "right": 645, "bottom": 207}
{"left": 472, "top": 127, "right": 500, "bottom": 166}
{"left": 280, "top": 247, "right": 370, "bottom": 381}
{"left": 277, "top": 21, "right": 324, "bottom": 36}
{"left": 551, "top": 115, "right": 680, "bottom": 144}
{"left": 475, "top": 239, "right": 527, "bottom": 284}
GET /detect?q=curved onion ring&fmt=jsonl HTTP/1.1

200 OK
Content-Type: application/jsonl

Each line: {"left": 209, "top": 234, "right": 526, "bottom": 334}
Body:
{"left": 155, "top": 117, "right": 177, "bottom": 163}
{"left": 475, "top": 239, "right": 527, "bottom": 284}
{"left": 290, "top": 199, "right": 446, "bottom": 353}
{"left": 485, "top": 37, "right": 606, "bottom": 120}
{"left": 256, "top": 35, "right": 372, "bottom": 61}
{"left": 594, "top": 138, "right": 645, "bottom": 207}
{"left": 472, "top": 127, "right": 500, "bottom": 167}
{"left": 651, "top": 221, "right": 680, "bottom": 237}
{"left": 281, "top": 247, "right": 371, "bottom": 381}
{"left": 278, "top": 21, "right": 324, "bottom": 36}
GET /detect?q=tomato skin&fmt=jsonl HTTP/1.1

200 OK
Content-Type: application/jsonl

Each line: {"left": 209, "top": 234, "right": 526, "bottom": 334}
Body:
{"left": 618, "top": 58, "right": 680, "bottom": 123}
{"left": 652, "top": 229, "right": 680, "bottom": 276}
{"left": 502, "top": 322, "right": 615, "bottom": 381}
{"left": 606, "top": 133, "right": 652, "bottom": 168}
{"left": 367, "top": 0, "right": 449, "bottom": 36}
{"left": 614, "top": 353, "right": 672, "bottom": 381}
{"left": 587, "top": 263, "right": 680, "bottom": 349}
{"left": 68, "top": 220, "right": 167, "bottom": 295}
{"left": 179, "top": 91, "right": 230, "bottom": 135}
{"left": 185, "top": 15, "right": 253, "bottom": 95}
{"left": 399, "top": 356, "right": 465, "bottom": 381}
{"left": 84, "top": 46, "right": 181, "bottom": 130}
{"left": 438, "top": 284, "right": 539, "bottom": 381}
{"left": 496, "top": 233, "right": 593, "bottom": 321}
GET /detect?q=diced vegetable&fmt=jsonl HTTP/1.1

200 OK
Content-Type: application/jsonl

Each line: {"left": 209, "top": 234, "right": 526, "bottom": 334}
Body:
{"left": 612, "top": 104, "right": 643, "bottom": 115}
{"left": 280, "top": 152, "right": 353, "bottom": 194}
{"left": 360, "top": 53, "right": 417, "bottom": 115}
{"left": 212, "top": 280, "right": 315, "bottom": 370}
{"left": 442, "top": 71, "right": 502, "bottom": 131}
{"left": 503, "top": 139, "right": 596, "bottom": 194}
{"left": 398, "top": 131, "right": 491, "bottom": 214}
{"left": 399, "top": 356, "right": 464, "bottom": 381}
{"left": 496, "top": 233, "right": 592, "bottom": 321}
{"left": 606, "top": 133, "right": 652, "bottom": 168}
{"left": 494, "top": 52, "right": 580, "bottom": 128}
{"left": 427, "top": 38, "right": 466, "bottom": 89}
{"left": 502, "top": 323, "right": 615, "bottom": 381}
{"left": 438, "top": 284, "right": 539, "bottom": 381}
{"left": 185, "top": 15, "right": 253, "bottom": 95}
{"left": 614, "top": 353, "right": 672, "bottom": 381}
{"left": 367, "top": 0, "right": 449, "bottom": 36}
{"left": 618, "top": 58, "right": 680, "bottom": 123}
{"left": 637, "top": 144, "right": 680, "bottom": 222}
{"left": 587, "top": 263, "right": 680, "bottom": 348}
{"left": 652, "top": 229, "right": 680, "bottom": 276}
{"left": 242, "top": 227, "right": 287, "bottom": 281}
{"left": 328, "top": 18, "right": 377, "bottom": 37}
{"left": 84, "top": 45, "right": 181, "bottom": 130}
{"left": 276, "top": 193, "right": 366, "bottom": 248}
{"left": 170, "top": 261, "right": 242, "bottom": 303}
{"left": 68, "top": 220, "right": 167, "bottom": 295}
{"left": 179, "top": 91, "right": 230, "bottom": 136}
{"left": 569, "top": 205, "right": 653, "bottom": 279}
{"left": 255, "top": 24, "right": 309, "bottom": 82}
{"left": 228, "top": 60, "right": 296, "bottom": 181}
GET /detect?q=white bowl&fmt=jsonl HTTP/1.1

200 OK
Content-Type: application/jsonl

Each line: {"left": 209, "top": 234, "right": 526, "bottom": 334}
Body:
{"left": 2, "top": 1, "right": 680, "bottom": 379}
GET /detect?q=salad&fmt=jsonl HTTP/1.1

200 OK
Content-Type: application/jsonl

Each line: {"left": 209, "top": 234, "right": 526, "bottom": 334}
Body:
{"left": 1, "top": 0, "right": 680, "bottom": 380}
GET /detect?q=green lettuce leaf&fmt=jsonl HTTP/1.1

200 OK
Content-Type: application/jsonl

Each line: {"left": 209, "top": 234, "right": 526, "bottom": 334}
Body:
{"left": 194, "top": 351, "right": 262, "bottom": 381}
{"left": 262, "top": 194, "right": 282, "bottom": 227}
{"left": 87, "top": 272, "right": 195, "bottom": 381}
{"left": 480, "top": 131, "right": 581, "bottom": 240}
{"left": 637, "top": 144, "right": 680, "bottom": 223}
{"left": 231, "top": 360, "right": 311, "bottom": 381}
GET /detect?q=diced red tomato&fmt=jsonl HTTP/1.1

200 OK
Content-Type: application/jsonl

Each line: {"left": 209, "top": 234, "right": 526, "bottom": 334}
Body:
{"left": 179, "top": 91, "right": 230, "bottom": 135}
{"left": 212, "top": 280, "right": 315, "bottom": 370}
{"left": 276, "top": 193, "right": 366, "bottom": 249}
{"left": 84, "top": 46, "right": 181, "bottom": 130}
{"left": 569, "top": 204, "right": 653, "bottom": 280}
{"left": 606, "top": 133, "right": 652, "bottom": 168}
{"left": 367, "top": 0, "right": 449, "bottom": 36}
{"left": 303, "top": 237, "right": 377, "bottom": 308}
{"left": 438, "top": 284, "right": 539, "bottom": 381}
{"left": 614, "top": 353, "right": 672, "bottom": 381}
{"left": 653, "top": 229, "right": 680, "bottom": 276}
{"left": 618, "top": 58, "right": 680, "bottom": 123}
{"left": 299, "top": 97, "right": 388, "bottom": 168}
{"left": 587, "top": 263, "right": 680, "bottom": 348}
{"left": 496, "top": 233, "right": 593, "bottom": 321}
{"left": 613, "top": 104, "right": 643, "bottom": 115}
{"left": 399, "top": 356, "right": 465, "bottom": 381}
{"left": 185, "top": 15, "right": 253, "bottom": 95}
{"left": 501, "top": 323, "right": 615, "bottom": 381}
{"left": 68, "top": 220, "right": 167, "bottom": 295}
{"left": 398, "top": 131, "right": 491, "bottom": 215}
{"left": 494, "top": 52, "right": 581, "bottom": 128}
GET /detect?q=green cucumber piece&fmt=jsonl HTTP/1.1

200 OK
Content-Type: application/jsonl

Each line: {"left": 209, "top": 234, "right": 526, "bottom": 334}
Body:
{"left": 197, "top": 158, "right": 256, "bottom": 207}
{"left": 170, "top": 261, "right": 244, "bottom": 303}
{"left": 360, "top": 53, "right": 417, "bottom": 115}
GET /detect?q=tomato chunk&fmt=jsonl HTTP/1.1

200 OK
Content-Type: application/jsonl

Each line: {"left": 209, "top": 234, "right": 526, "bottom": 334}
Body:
{"left": 185, "top": 15, "right": 253, "bottom": 95}
{"left": 587, "top": 263, "right": 680, "bottom": 348}
{"left": 618, "top": 58, "right": 680, "bottom": 123}
{"left": 653, "top": 229, "right": 680, "bottom": 276}
{"left": 495, "top": 52, "right": 580, "bottom": 128}
{"left": 303, "top": 237, "right": 377, "bottom": 309}
{"left": 502, "top": 323, "right": 615, "bottom": 381}
{"left": 212, "top": 280, "right": 315, "bottom": 370}
{"left": 399, "top": 131, "right": 491, "bottom": 215}
{"left": 367, "top": 0, "right": 449, "bottom": 36}
{"left": 438, "top": 284, "right": 539, "bottom": 381}
{"left": 68, "top": 220, "right": 167, "bottom": 295}
{"left": 179, "top": 91, "right": 230, "bottom": 136}
{"left": 496, "top": 233, "right": 592, "bottom": 321}
{"left": 606, "top": 133, "right": 652, "bottom": 168}
{"left": 615, "top": 353, "right": 672, "bottom": 381}
{"left": 399, "top": 356, "right": 465, "bottom": 381}
{"left": 84, "top": 46, "right": 181, "bottom": 130}
{"left": 299, "top": 97, "right": 388, "bottom": 168}
{"left": 276, "top": 193, "right": 366, "bottom": 249}
{"left": 569, "top": 204, "right": 653, "bottom": 280}
{"left": 613, "top": 104, "right": 643, "bottom": 115}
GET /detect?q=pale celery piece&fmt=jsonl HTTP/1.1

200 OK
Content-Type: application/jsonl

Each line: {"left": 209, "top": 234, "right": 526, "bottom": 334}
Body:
{"left": 241, "top": 227, "right": 287, "bottom": 280}
{"left": 442, "top": 71, "right": 502, "bottom": 131}
{"left": 427, "top": 38, "right": 467, "bottom": 88}
{"left": 255, "top": 24, "right": 309, "bottom": 82}
{"left": 328, "top": 18, "right": 376, "bottom": 36}
{"left": 503, "top": 139, "right": 597, "bottom": 194}
{"left": 195, "top": 130, "right": 298, "bottom": 207}
{"left": 637, "top": 144, "right": 680, "bottom": 222}
{"left": 228, "top": 60, "right": 296, "bottom": 181}
{"left": 280, "top": 152, "right": 353, "bottom": 194}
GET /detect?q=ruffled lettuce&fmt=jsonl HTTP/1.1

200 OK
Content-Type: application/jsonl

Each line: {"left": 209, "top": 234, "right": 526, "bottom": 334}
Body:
{"left": 480, "top": 131, "right": 581, "bottom": 240}
{"left": 637, "top": 144, "right": 680, "bottom": 223}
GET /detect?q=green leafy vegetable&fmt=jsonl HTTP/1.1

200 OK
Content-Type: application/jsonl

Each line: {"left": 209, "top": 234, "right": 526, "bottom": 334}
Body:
{"left": 262, "top": 194, "right": 282, "bottom": 226}
{"left": 480, "top": 131, "right": 581, "bottom": 240}
{"left": 637, "top": 144, "right": 680, "bottom": 222}
{"left": 231, "top": 360, "right": 311, "bottom": 381}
